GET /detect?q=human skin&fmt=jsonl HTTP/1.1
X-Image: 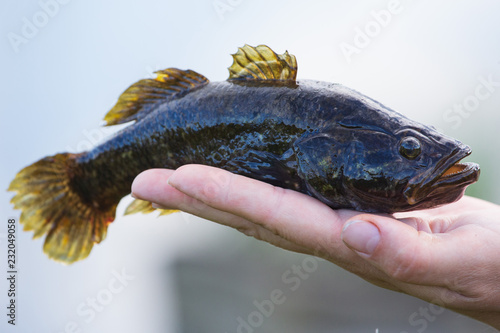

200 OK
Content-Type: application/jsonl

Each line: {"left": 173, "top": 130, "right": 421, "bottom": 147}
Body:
{"left": 131, "top": 164, "right": 500, "bottom": 329}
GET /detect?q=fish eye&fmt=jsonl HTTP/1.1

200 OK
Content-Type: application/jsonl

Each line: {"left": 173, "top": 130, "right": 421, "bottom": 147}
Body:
{"left": 399, "top": 137, "right": 421, "bottom": 160}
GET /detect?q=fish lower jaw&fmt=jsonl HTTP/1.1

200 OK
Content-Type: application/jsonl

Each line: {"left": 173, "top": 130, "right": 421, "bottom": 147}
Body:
{"left": 404, "top": 161, "right": 480, "bottom": 207}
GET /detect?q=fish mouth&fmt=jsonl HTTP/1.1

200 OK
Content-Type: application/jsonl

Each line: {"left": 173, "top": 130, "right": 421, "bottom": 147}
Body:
{"left": 405, "top": 146, "right": 480, "bottom": 206}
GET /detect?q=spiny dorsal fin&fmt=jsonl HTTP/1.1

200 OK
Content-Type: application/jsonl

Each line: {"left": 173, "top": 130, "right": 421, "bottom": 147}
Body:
{"left": 104, "top": 68, "right": 209, "bottom": 126}
{"left": 228, "top": 44, "right": 297, "bottom": 82}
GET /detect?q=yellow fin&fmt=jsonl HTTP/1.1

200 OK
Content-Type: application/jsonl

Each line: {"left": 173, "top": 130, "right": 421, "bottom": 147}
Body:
{"left": 159, "top": 209, "right": 178, "bottom": 216}
{"left": 124, "top": 198, "right": 156, "bottom": 215}
{"left": 228, "top": 44, "right": 297, "bottom": 81}
{"left": 104, "top": 68, "right": 209, "bottom": 126}
{"left": 8, "top": 153, "right": 115, "bottom": 264}
{"left": 125, "top": 198, "right": 178, "bottom": 216}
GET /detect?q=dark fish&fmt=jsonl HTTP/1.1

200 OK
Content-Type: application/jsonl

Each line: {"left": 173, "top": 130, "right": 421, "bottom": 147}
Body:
{"left": 8, "top": 44, "right": 480, "bottom": 263}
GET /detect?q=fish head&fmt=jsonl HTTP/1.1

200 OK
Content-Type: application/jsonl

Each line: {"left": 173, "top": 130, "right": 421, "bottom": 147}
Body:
{"left": 292, "top": 83, "right": 480, "bottom": 213}
{"left": 293, "top": 123, "right": 479, "bottom": 213}
{"left": 395, "top": 126, "right": 479, "bottom": 211}
{"left": 340, "top": 124, "right": 480, "bottom": 213}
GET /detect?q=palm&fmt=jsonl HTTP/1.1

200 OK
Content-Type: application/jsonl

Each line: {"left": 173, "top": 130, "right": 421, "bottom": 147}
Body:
{"left": 131, "top": 166, "right": 500, "bottom": 328}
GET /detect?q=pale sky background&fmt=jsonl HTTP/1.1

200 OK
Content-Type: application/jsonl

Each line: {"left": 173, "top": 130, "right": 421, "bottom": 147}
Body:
{"left": 1, "top": 1, "right": 500, "bottom": 332}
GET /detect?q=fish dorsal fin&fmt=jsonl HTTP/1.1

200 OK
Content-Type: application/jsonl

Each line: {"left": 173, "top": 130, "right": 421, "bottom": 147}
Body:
{"left": 228, "top": 44, "right": 297, "bottom": 82}
{"left": 104, "top": 68, "right": 209, "bottom": 126}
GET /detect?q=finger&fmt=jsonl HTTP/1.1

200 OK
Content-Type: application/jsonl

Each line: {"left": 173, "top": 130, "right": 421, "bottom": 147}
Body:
{"left": 395, "top": 195, "right": 498, "bottom": 220}
{"left": 392, "top": 196, "right": 499, "bottom": 238}
{"left": 459, "top": 195, "right": 500, "bottom": 210}
{"left": 391, "top": 210, "right": 500, "bottom": 310}
{"left": 167, "top": 164, "right": 361, "bottom": 257}
{"left": 135, "top": 166, "right": 405, "bottom": 290}
{"left": 341, "top": 215, "right": 459, "bottom": 305}
{"left": 341, "top": 213, "right": 472, "bottom": 289}
{"left": 131, "top": 169, "right": 177, "bottom": 205}
{"left": 132, "top": 169, "right": 253, "bottom": 229}
{"left": 132, "top": 169, "right": 310, "bottom": 254}
{"left": 173, "top": 194, "right": 312, "bottom": 255}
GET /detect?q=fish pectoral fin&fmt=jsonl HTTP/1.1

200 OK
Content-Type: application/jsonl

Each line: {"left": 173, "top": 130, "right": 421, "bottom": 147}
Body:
{"left": 124, "top": 198, "right": 179, "bottom": 216}
{"left": 223, "top": 150, "right": 302, "bottom": 189}
{"left": 104, "top": 68, "right": 209, "bottom": 126}
{"left": 228, "top": 44, "right": 297, "bottom": 82}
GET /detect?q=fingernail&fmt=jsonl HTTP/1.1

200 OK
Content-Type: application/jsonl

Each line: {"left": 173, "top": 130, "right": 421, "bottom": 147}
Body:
{"left": 151, "top": 203, "right": 162, "bottom": 209}
{"left": 341, "top": 220, "right": 380, "bottom": 256}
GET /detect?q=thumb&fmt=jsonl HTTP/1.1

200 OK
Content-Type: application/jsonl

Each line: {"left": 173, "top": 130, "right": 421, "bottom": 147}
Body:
{"left": 341, "top": 214, "right": 438, "bottom": 284}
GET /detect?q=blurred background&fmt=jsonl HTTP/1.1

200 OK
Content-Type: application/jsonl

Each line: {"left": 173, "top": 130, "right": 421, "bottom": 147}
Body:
{"left": 1, "top": 0, "right": 499, "bottom": 332}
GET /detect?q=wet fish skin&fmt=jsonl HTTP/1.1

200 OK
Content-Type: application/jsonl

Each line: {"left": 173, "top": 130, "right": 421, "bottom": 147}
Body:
{"left": 8, "top": 45, "right": 479, "bottom": 263}
{"left": 73, "top": 80, "right": 474, "bottom": 213}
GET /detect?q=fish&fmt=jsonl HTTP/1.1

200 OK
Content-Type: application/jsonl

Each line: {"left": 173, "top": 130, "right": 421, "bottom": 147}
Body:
{"left": 8, "top": 44, "right": 480, "bottom": 264}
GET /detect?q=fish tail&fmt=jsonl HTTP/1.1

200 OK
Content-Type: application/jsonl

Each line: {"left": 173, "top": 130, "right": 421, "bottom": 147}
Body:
{"left": 8, "top": 153, "right": 116, "bottom": 264}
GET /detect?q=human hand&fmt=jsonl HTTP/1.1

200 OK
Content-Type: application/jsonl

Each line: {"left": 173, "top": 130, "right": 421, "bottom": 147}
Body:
{"left": 131, "top": 165, "right": 500, "bottom": 329}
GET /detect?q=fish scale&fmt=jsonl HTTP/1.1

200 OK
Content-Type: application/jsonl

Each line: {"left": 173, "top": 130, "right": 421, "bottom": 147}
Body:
{"left": 8, "top": 44, "right": 479, "bottom": 263}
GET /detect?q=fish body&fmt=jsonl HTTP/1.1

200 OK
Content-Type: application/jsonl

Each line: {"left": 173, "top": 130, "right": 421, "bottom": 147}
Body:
{"left": 9, "top": 45, "right": 480, "bottom": 263}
